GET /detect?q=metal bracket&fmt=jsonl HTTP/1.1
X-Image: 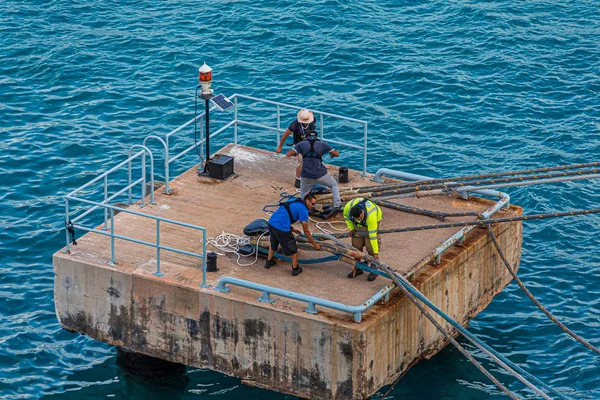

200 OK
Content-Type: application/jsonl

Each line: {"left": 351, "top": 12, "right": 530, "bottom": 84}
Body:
{"left": 305, "top": 302, "right": 318, "bottom": 315}
{"left": 371, "top": 176, "right": 385, "bottom": 183}
{"left": 213, "top": 285, "right": 230, "bottom": 293}
{"left": 199, "top": 283, "right": 211, "bottom": 289}
{"left": 258, "top": 291, "right": 275, "bottom": 304}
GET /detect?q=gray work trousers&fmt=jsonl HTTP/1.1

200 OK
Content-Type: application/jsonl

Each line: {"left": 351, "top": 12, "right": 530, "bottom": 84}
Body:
{"left": 299, "top": 174, "right": 341, "bottom": 207}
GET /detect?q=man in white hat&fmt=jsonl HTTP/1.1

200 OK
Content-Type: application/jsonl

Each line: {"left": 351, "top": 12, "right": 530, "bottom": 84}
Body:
{"left": 276, "top": 109, "right": 316, "bottom": 188}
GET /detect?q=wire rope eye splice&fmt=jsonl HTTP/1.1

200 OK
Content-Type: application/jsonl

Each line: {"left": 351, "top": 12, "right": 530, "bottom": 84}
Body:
{"left": 65, "top": 219, "right": 77, "bottom": 246}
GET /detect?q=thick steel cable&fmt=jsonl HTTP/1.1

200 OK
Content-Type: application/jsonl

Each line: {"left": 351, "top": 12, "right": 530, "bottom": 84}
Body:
{"left": 356, "top": 161, "right": 600, "bottom": 192}
{"left": 366, "top": 167, "right": 600, "bottom": 194}
{"left": 313, "top": 239, "right": 557, "bottom": 399}
{"left": 375, "top": 200, "right": 482, "bottom": 221}
{"left": 312, "top": 243, "right": 520, "bottom": 399}
{"left": 487, "top": 225, "right": 600, "bottom": 356}
{"left": 321, "top": 207, "right": 600, "bottom": 239}
{"left": 317, "top": 172, "right": 600, "bottom": 206}
{"left": 372, "top": 256, "right": 561, "bottom": 399}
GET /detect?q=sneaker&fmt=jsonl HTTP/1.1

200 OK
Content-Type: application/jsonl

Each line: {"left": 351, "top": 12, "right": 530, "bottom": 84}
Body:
{"left": 367, "top": 272, "right": 378, "bottom": 281}
{"left": 294, "top": 178, "right": 301, "bottom": 189}
{"left": 264, "top": 259, "right": 276, "bottom": 269}
{"left": 291, "top": 266, "right": 303, "bottom": 276}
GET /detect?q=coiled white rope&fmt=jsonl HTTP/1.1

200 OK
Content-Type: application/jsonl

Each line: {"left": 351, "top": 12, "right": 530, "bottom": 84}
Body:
{"left": 207, "top": 230, "right": 269, "bottom": 266}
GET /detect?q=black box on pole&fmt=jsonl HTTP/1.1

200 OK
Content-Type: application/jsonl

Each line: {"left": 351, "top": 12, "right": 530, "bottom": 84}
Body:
{"left": 208, "top": 154, "right": 234, "bottom": 180}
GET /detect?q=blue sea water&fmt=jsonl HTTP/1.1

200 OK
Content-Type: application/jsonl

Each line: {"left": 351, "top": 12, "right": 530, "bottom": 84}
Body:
{"left": 1, "top": 0, "right": 600, "bottom": 398}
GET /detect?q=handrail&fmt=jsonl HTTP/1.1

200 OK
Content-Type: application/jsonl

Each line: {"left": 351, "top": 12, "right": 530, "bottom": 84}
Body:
{"left": 372, "top": 169, "right": 510, "bottom": 276}
{"left": 214, "top": 276, "right": 396, "bottom": 323}
{"left": 128, "top": 145, "right": 155, "bottom": 207}
{"left": 143, "top": 135, "right": 171, "bottom": 194}
{"left": 230, "top": 93, "right": 369, "bottom": 174}
{"left": 65, "top": 196, "right": 209, "bottom": 285}
{"left": 152, "top": 93, "right": 370, "bottom": 183}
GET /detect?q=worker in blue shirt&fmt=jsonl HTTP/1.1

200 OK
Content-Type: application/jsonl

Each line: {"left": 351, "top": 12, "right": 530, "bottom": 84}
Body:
{"left": 265, "top": 194, "right": 321, "bottom": 276}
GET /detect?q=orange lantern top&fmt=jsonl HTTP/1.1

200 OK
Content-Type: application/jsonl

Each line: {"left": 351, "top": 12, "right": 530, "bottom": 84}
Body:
{"left": 199, "top": 62, "right": 212, "bottom": 83}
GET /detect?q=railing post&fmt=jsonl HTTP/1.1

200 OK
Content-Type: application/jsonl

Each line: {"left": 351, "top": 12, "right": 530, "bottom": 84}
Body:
{"left": 258, "top": 290, "right": 274, "bottom": 303}
{"left": 64, "top": 198, "right": 70, "bottom": 253}
{"left": 108, "top": 208, "right": 116, "bottom": 266}
{"left": 103, "top": 175, "right": 109, "bottom": 230}
{"left": 276, "top": 104, "right": 281, "bottom": 145}
{"left": 305, "top": 301, "right": 318, "bottom": 315}
{"left": 362, "top": 122, "right": 368, "bottom": 176}
{"left": 164, "top": 136, "right": 170, "bottom": 194}
{"left": 319, "top": 113, "right": 324, "bottom": 140}
{"left": 128, "top": 157, "right": 133, "bottom": 205}
{"left": 234, "top": 96, "right": 238, "bottom": 145}
{"left": 140, "top": 152, "right": 147, "bottom": 207}
{"left": 200, "top": 228, "right": 210, "bottom": 288}
{"left": 154, "top": 219, "right": 164, "bottom": 277}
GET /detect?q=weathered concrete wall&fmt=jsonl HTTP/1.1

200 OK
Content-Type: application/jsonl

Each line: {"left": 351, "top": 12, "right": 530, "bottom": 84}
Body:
{"left": 54, "top": 218, "right": 522, "bottom": 399}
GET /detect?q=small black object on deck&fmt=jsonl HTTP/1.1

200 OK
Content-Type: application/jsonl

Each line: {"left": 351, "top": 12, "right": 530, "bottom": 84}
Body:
{"left": 208, "top": 154, "right": 234, "bottom": 180}
{"left": 207, "top": 252, "right": 218, "bottom": 272}
{"left": 339, "top": 166, "right": 349, "bottom": 183}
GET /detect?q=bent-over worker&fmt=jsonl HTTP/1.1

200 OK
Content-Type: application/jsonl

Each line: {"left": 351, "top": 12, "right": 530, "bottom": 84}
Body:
{"left": 343, "top": 197, "right": 383, "bottom": 281}
{"left": 265, "top": 194, "right": 321, "bottom": 276}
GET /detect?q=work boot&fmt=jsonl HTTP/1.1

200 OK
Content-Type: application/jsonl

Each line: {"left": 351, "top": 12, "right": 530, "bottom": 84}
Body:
{"left": 292, "top": 266, "right": 303, "bottom": 276}
{"left": 264, "top": 259, "right": 276, "bottom": 269}
{"left": 295, "top": 178, "right": 301, "bottom": 189}
{"left": 347, "top": 269, "right": 363, "bottom": 278}
{"left": 367, "top": 272, "right": 377, "bottom": 281}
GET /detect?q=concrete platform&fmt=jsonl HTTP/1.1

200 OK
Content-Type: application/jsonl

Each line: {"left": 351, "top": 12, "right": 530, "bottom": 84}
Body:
{"left": 53, "top": 144, "right": 523, "bottom": 399}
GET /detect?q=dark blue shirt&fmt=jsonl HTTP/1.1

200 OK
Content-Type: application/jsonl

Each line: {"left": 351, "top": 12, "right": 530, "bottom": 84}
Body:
{"left": 294, "top": 139, "right": 333, "bottom": 179}
{"left": 268, "top": 200, "right": 309, "bottom": 232}
{"left": 288, "top": 120, "right": 317, "bottom": 144}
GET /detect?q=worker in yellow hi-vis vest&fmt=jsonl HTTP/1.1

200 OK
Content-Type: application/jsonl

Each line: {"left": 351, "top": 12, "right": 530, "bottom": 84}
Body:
{"left": 343, "top": 197, "right": 383, "bottom": 281}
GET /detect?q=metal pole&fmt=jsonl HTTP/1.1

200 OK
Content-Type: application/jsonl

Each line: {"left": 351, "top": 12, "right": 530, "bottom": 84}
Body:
{"left": 64, "top": 198, "right": 70, "bottom": 253}
{"left": 200, "top": 228, "right": 209, "bottom": 288}
{"left": 320, "top": 114, "right": 324, "bottom": 140}
{"left": 103, "top": 175, "right": 108, "bottom": 230}
{"left": 276, "top": 104, "right": 280, "bottom": 144}
{"left": 203, "top": 98, "right": 210, "bottom": 173}
{"left": 234, "top": 96, "right": 238, "bottom": 145}
{"left": 128, "top": 158, "right": 132, "bottom": 204}
{"left": 362, "top": 122, "right": 368, "bottom": 175}
{"left": 109, "top": 208, "right": 116, "bottom": 266}
{"left": 141, "top": 153, "right": 146, "bottom": 207}
{"left": 154, "top": 219, "right": 164, "bottom": 277}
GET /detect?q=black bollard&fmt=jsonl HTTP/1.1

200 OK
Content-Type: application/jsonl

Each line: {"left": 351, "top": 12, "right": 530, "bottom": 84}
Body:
{"left": 207, "top": 252, "right": 218, "bottom": 272}
{"left": 339, "top": 166, "right": 349, "bottom": 184}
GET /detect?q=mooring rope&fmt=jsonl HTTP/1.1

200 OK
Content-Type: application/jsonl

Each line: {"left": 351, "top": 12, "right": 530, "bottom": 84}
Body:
{"left": 375, "top": 199, "right": 482, "bottom": 221}
{"left": 318, "top": 207, "right": 600, "bottom": 239}
{"left": 355, "top": 161, "right": 600, "bottom": 193}
{"left": 309, "top": 239, "right": 561, "bottom": 399}
{"left": 487, "top": 225, "right": 600, "bottom": 356}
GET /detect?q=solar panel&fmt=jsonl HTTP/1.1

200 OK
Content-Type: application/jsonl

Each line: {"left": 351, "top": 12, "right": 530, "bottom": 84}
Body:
{"left": 210, "top": 94, "right": 235, "bottom": 111}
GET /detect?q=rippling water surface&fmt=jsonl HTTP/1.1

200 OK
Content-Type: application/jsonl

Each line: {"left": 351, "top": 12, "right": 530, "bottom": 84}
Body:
{"left": 1, "top": 0, "right": 600, "bottom": 398}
